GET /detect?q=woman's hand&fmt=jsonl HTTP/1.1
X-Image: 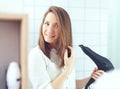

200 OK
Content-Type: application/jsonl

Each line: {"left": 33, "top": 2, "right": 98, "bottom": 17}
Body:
{"left": 91, "top": 68, "right": 104, "bottom": 80}
{"left": 51, "top": 46, "right": 75, "bottom": 89}
{"left": 64, "top": 46, "right": 75, "bottom": 76}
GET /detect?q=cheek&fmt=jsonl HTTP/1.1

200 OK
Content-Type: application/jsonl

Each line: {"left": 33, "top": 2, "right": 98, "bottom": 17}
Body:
{"left": 42, "top": 27, "right": 46, "bottom": 35}
{"left": 56, "top": 30, "right": 61, "bottom": 38}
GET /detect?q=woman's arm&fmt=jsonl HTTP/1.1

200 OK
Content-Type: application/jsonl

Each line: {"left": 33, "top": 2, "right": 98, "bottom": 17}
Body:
{"left": 76, "top": 77, "right": 90, "bottom": 89}
{"left": 51, "top": 69, "right": 70, "bottom": 89}
{"left": 51, "top": 46, "right": 75, "bottom": 89}
{"left": 76, "top": 68, "right": 104, "bottom": 89}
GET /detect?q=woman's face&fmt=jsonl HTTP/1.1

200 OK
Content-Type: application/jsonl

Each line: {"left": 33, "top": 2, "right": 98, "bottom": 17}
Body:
{"left": 42, "top": 12, "right": 61, "bottom": 45}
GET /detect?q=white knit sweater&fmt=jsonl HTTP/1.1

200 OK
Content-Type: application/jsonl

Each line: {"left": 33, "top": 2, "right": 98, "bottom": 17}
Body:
{"left": 28, "top": 46, "right": 76, "bottom": 89}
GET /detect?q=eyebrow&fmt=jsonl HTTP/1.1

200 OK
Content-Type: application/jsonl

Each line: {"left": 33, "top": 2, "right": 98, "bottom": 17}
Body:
{"left": 44, "top": 20, "right": 59, "bottom": 25}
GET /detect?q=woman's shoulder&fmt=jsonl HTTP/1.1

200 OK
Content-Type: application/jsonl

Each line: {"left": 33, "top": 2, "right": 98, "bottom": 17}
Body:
{"left": 28, "top": 46, "right": 49, "bottom": 61}
{"left": 28, "top": 46, "right": 43, "bottom": 58}
{"left": 29, "top": 46, "right": 42, "bottom": 55}
{"left": 28, "top": 46, "right": 47, "bottom": 72}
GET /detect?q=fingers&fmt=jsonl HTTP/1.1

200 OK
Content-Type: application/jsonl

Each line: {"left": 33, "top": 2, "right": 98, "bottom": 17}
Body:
{"left": 91, "top": 69, "right": 104, "bottom": 80}
{"left": 64, "top": 46, "right": 74, "bottom": 58}
{"left": 67, "top": 46, "right": 74, "bottom": 58}
{"left": 63, "top": 46, "right": 75, "bottom": 75}
{"left": 64, "top": 49, "right": 68, "bottom": 60}
{"left": 64, "top": 46, "right": 75, "bottom": 66}
{"left": 93, "top": 67, "right": 98, "bottom": 72}
{"left": 64, "top": 49, "right": 68, "bottom": 65}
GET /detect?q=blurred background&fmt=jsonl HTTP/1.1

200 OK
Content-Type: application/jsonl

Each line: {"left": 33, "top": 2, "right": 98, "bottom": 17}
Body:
{"left": 0, "top": 0, "right": 120, "bottom": 87}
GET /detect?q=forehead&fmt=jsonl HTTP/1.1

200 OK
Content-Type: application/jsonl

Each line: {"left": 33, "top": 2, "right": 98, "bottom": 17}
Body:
{"left": 45, "top": 12, "right": 58, "bottom": 23}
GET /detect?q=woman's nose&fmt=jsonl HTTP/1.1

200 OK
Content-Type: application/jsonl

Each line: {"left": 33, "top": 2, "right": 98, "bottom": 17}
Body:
{"left": 47, "top": 25, "right": 54, "bottom": 33}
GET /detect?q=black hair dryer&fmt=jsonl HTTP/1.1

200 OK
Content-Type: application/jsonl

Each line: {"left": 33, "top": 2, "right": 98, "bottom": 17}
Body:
{"left": 79, "top": 45, "right": 114, "bottom": 89}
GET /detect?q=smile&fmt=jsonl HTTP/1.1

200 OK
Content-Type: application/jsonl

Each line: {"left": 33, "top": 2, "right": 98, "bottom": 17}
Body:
{"left": 46, "top": 34, "right": 55, "bottom": 38}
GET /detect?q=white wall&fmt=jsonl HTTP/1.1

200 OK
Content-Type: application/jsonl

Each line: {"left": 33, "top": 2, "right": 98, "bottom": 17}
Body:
{"left": 108, "top": 0, "right": 120, "bottom": 69}
{"left": 0, "top": 0, "right": 109, "bottom": 87}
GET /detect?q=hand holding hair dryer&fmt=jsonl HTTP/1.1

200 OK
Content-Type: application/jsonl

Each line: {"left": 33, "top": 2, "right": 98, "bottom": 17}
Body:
{"left": 79, "top": 45, "right": 114, "bottom": 89}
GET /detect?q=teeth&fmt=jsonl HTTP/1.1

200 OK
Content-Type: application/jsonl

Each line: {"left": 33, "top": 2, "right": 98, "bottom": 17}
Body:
{"left": 47, "top": 35, "right": 54, "bottom": 38}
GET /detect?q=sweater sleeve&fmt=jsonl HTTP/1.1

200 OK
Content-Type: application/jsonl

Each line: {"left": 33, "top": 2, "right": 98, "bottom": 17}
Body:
{"left": 28, "top": 47, "right": 53, "bottom": 89}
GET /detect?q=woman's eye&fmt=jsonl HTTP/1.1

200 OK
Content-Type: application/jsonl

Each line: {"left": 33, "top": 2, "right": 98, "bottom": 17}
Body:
{"left": 55, "top": 24, "right": 59, "bottom": 28}
{"left": 44, "top": 22, "right": 49, "bottom": 26}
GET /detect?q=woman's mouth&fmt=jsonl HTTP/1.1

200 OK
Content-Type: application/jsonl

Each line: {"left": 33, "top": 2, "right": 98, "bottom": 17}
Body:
{"left": 46, "top": 34, "right": 55, "bottom": 38}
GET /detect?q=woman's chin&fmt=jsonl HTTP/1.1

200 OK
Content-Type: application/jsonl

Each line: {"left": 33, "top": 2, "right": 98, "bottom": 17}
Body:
{"left": 45, "top": 40, "right": 54, "bottom": 44}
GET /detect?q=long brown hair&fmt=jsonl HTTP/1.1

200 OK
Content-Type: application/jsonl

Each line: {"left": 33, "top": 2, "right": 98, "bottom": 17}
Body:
{"left": 38, "top": 6, "right": 72, "bottom": 67}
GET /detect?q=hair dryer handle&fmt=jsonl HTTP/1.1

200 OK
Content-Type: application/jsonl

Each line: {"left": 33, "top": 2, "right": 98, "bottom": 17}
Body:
{"left": 85, "top": 78, "right": 95, "bottom": 89}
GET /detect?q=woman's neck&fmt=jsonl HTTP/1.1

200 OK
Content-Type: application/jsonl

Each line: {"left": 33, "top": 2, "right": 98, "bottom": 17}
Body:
{"left": 50, "top": 43, "right": 58, "bottom": 50}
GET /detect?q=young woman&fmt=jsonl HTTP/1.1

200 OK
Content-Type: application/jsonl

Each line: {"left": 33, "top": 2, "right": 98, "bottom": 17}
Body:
{"left": 28, "top": 6, "right": 104, "bottom": 89}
